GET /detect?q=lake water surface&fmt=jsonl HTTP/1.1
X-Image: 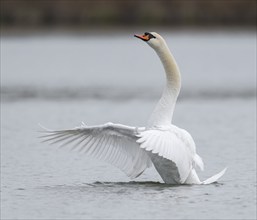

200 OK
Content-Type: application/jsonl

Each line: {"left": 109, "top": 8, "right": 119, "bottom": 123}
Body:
{"left": 1, "top": 30, "right": 256, "bottom": 219}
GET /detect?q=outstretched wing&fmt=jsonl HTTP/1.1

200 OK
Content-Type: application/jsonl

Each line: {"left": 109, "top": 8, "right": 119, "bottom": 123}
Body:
{"left": 136, "top": 126, "right": 202, "bottom": 183}
{"left": 39, "top": 123, "right": 152, "bottom": 178}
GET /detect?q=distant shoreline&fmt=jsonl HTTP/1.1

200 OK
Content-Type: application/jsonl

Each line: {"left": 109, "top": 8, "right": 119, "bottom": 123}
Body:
{"left": 1, "top": 25, "right": 256, "bottom": 37}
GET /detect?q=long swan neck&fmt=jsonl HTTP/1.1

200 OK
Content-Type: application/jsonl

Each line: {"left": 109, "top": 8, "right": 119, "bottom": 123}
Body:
{"left": 157, "top": 43, "right": 181, "bottom": 87}
{"left": 148, "top": 42, "right": 181, "bottom": 127}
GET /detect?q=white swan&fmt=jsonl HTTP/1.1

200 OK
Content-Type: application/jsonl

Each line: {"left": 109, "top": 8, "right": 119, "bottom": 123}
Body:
{"left": 40, "top": 32, "right": 226, "bottom": 184}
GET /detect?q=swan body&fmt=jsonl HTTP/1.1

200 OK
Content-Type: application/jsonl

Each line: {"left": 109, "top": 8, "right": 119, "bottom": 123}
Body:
{"left": 40, "top": 32, "right": 226, "bottom": 184}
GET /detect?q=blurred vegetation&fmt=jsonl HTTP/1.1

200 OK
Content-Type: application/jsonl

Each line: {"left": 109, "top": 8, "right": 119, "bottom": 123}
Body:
{"left": 1, "top": 0, "right": 256, "bottom": 29}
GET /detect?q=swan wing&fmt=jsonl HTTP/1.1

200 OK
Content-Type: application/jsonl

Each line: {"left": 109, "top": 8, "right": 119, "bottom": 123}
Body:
{"left": 39, "top": 123, "right": 152, "bottom": 178}
{"left": 136, "top": 127, "right": 195, "bottom": 183}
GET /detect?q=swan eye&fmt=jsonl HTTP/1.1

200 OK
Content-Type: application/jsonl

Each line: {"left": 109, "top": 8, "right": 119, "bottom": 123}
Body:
{"left": 144, "top": 32, "right": 156, "bottom": 40}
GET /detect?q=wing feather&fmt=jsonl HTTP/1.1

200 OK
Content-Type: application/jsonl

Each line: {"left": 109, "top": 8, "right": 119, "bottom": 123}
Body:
{"left": 40, "top": 123, "right": 152, "bottom": 178}
{"left": 137, "top": 126, "right": 199, "bottom": 183}
{"left": 78, "top": 135, "right": 93, "bottom": 152}
{"left": 90, "top": 136, "right": 103, "bottom": 157}
{"left": 46, "top": 133, "right": 75, "bottom": 144}
{"left": 71, "top": 135, "right": 90, "bottom": 151}
{"left": 96, "top": 136, "right": 109, "bottom": 157}
{"left": 104, "top": 136, "right": 115, "bottom": 162}
{"left": 59, "top": 134, "right": 85, "bottom": 148}
{"left": 82, "top": 136, "right": 96, "bottom": 154}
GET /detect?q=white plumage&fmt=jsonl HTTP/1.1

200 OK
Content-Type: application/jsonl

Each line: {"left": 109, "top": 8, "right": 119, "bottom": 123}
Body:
{"left": 41, "top": 123, "right": 152, "bottom": 179}
{"left": 40, "top": 32, "right": 226, "bottom": 184}
{"left": 137, "top": 125, "right": 203, "bottom": 183}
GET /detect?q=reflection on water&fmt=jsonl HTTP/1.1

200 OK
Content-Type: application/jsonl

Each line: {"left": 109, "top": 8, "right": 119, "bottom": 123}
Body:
{"left": 41, "top": 180, "right": 225, "bottom": 196}
{"left": 43, "top": 181, "right": 185, "bottom": 190}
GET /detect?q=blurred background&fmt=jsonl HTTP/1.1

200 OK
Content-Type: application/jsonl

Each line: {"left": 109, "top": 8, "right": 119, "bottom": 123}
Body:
{"left": 1, "top": 1, "right": 256, "bottom": 219}
{"left": 1, "top": 0, "right": 256, "bottom": 29}
{"left": 1, "top": 0, "right": 256, "bottom": 100}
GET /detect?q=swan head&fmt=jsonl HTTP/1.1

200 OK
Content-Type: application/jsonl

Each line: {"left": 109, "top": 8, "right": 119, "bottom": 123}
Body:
{"left": 134, "top": 32, "right": 165, "bottom": 50}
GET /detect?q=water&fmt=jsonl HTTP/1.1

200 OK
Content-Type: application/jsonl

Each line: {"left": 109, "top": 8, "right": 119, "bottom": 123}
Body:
{"left": 1, "top": 30, "right": 256, "bottom": 219}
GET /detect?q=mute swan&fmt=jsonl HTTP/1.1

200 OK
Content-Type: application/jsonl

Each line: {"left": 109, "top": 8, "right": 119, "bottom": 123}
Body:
{"left": 40, "top": 32, "right": 226, "bottom": 184}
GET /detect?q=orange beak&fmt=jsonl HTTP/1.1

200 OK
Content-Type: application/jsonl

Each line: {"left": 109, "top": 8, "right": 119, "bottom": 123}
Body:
{"left": 134, "top": 34, "right": 150, "bottom": 41}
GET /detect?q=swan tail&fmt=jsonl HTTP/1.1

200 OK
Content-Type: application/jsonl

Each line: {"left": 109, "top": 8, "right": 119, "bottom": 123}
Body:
{"left": 202, "top": 167, "right": 227, "bottom": 185}
{"left": 194, "top": 154, "right": 204, "bottom": 171}
{"left": 184, "top": 169, "right": 202, "bottom": 184}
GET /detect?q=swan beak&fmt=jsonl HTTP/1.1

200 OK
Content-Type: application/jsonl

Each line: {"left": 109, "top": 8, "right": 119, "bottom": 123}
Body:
{"left": 134, "top": 34, "right": 150, "bottom": 42}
